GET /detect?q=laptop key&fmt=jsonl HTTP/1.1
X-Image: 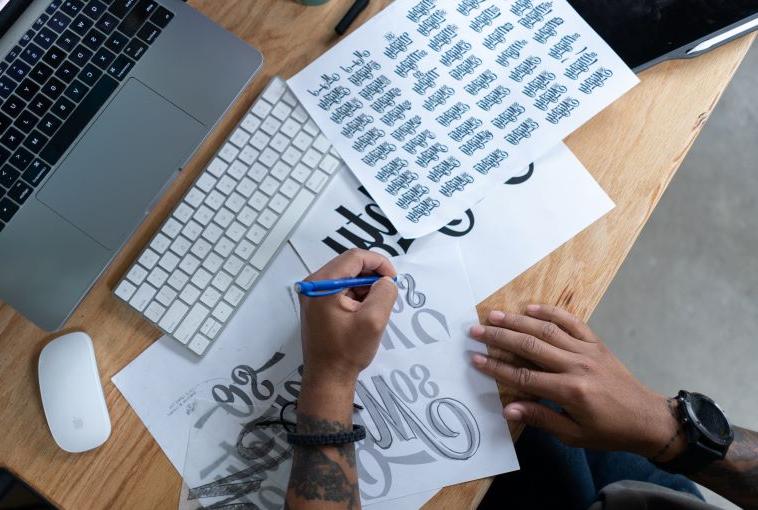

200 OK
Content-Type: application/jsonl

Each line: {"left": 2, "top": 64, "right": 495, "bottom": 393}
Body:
{"left": 38, "top": 113, "right": 62, "bottom": 136}
{"left": 16, "top": 78, "right": 40, "bottom": 102}
{"left": 149, "top": 6, "right": 173, "bottom": 28}
{"left": 70, "top": 13, "right": 94, "bottom": 36}
{"left": 19, "top": 30, "right": 35, "bottom": 47}
{"left": 119, "top": 0, "right": 155, "bottom": 36}
{"left": 14, "top": 111, "right": 38, "bottom": 133}
{"left": 8, "top": 180, "right": 32, "bottom": 204}
{"left": 0, "top": 197, "right": 19, "bottom": 222}
{"left": 10, "top": 147, "right": 33, "bottom": 171}
{"left": 60, "top": 0, "right": 85, "bottom": 18}
{"left": 40, "top": 74, "right": 117, "bottom": 165}
{"left": 48, "top": 12, "right": 72, "bottom": 33}
{"left": 136, "top": 22, "right": 159, "bottom": 44}
{"left": 82, "top": 28, "right": 105, "bottom": 50}
{"left": 5, "top": 45, "right": 22, "bottom": 63}
{"left": 22, "top": 130, "right": 48, "bottom": 153}
{"left": 33, "top": 27, "right": 57, "bottom": 50}
{"left": 107, "top": 54, "right": 134, "bottom": 80}
{"left": 70, "top": 44, "right": 93, "bottom": 66}
{"left": 22, "top": 159, "right": 51, "bottom": 186}
{"left": 92, "top": 47, "right": 116, "bottom": 69}
{"left": 0, "top": 147, "right": 9, "bottom": 166}
{"left": 64, "top": 79, "right": 89, "bottom": 101}
{"left": 0, "top": 127, "right": 24, "bottom": 150}
{"left": 46, "top": 1, "right": 63, "bottom": 15}
{"left": 1, "top": 95, "right": 25, "bottom": 119}
{"left": 104, "top": 31, "right": 128, "bottom": 53}
{"left": 123, "top": 38, "right": 146, "bottom": 60}
{"left": 57, "top": 30, "right": 81, "bottom": 52}
{"left": 109, "top": 0, "right": 138, "bottom": 17}
{"left": 78, "top": 62, "right": 101, "bottom": 86}
{"left": 83, "top": 0, "right": 107, "bottom": 20}
{"left": 8, "top": 61, "right": 31, "bottom": 81}
{"left": 54, "top": 60, "right": 79, "bottom": 83}
{"left": 33, "top": 14, "right": 49, "bottom": 31}
{"left": 0, "top": 165, "right": 19, "bottom": 187}
{"left": 20, "top": 43, "right": 44, "bottom": 66}
{"left": 52, "top": 96, "right": 76, "bottom": 118}
{"left": 41, "top": 77, "right": 66, "bottom": 100}
{"left": 95, "top": 12, "right": 118, "bottom": 34}
{"left": 42, "top": 46, "right": 66, "bottom": 68}
{"left": 0, "top": 112, "right": 11, "bottom": 134}
{"left": 29, "top": 94, "right": 53, "bottom": 118}
{"left": 0, "top": 76, "right": 16, "bottom": 99}
{"left": 30, "top": 62, "right": 54, "bottom": 84}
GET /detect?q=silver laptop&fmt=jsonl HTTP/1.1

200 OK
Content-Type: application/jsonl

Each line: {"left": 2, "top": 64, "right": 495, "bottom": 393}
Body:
{"left": 0, "top": 0, "right": 263, "bottom": 330}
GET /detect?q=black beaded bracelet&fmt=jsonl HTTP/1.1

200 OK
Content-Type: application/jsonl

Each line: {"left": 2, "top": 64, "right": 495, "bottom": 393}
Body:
{"left": 287, "top": 424, "right": 366, "bottom": 446}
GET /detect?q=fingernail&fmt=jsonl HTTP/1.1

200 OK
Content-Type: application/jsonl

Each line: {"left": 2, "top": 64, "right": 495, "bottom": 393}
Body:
{"left": 489, "top": 310, "right": 505, "bottom": 322}
{"left": 471, "top": 353, "right": 487, "bottom": 366}
{"left": 504, "top": 405, "right": 524, "bottom": 421}
{"left": 469, "top": 324, "right": 485, "bottom": 337}
{"left": 526, "top": 304, "right": 540, "bottom": 313}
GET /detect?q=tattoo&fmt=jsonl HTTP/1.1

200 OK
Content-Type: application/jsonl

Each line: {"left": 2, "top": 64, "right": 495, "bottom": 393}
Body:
{"left": 287, "top": 413, "right": 359, "bottom": 509}
{"left": 692, "top": 427, "right": 758, "bottom": 509}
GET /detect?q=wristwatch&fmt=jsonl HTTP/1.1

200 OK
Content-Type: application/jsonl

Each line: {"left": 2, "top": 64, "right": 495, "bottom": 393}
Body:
{"left": 656, "top": 390, "right": 734, "bottom": 475}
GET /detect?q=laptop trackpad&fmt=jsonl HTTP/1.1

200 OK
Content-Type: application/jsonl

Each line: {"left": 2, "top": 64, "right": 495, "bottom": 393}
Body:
{"left": 38, "top": 79, "right": 204, "bottom": 250}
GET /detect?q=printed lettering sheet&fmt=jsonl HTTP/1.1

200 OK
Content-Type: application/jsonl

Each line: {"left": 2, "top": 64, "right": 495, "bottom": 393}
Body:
{"left": 288, "top": 0, "right": 637, "bottom": 237}
{"left": 290, "top": 143, "right": 614, "bottom": 301}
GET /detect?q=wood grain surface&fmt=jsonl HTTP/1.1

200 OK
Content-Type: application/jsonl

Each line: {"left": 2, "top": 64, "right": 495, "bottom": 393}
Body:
{"left": 0, "top": 0, "right": 753, "bottom": 508}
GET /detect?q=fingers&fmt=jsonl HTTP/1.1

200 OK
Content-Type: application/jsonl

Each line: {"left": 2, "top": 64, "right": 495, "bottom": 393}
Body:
{"left": 469, "top": 324, "right": 575, "bottom": 371}
{"left": 471, "top": 353, "right": 569, "bottom": 402}
{"left": 358, "top": 276, "right": 398, "bottom": 333}
{"left": 308, "top": 249, "right": 397, "bottom": 281}
{"left": 487, "top": 310, "right": 580, "bottom": 352}
{"left": 504, "top": 401, "right": 582, "bottom": 444}
{"left": 525, "top": 304, "right": 599, "bottom": 343}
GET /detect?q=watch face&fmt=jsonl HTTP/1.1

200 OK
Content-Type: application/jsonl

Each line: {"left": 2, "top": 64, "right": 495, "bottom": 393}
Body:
{"left": 690, "top": 393, "right": 732, "bottom": 443}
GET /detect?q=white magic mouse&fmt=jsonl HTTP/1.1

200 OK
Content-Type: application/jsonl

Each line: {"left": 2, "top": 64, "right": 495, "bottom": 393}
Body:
{"left": 38, "top": 332, "right": 111, "bottom": 453}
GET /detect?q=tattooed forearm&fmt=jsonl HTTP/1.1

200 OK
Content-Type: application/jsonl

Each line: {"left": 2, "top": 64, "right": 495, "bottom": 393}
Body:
{"left": 691, "top": 427, "right": 758, "bottom": 509}
{"left": 286, "top": 414, "right": 360, "bottom": 509}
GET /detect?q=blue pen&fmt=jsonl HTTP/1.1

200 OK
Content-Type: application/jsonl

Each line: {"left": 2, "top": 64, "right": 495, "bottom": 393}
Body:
{"left": 295, "top": 276, "right": 397, "bottom": 297}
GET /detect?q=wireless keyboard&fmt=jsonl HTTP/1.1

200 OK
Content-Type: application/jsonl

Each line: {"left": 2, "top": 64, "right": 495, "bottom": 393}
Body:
{"left": 114, "top": 77, "right": 341, "bottom": 355}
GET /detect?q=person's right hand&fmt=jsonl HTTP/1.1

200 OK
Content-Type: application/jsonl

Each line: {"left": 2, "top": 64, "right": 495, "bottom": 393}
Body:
{"left": 469, "top": 305, "right": 687, "bottom": 461}
{"left": 299, "top": 249, "right": 398, "bottom": 391}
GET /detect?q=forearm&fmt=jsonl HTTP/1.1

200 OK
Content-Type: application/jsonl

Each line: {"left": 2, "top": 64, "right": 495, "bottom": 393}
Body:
{"left": 286, "top": 376, "right": 361, "bottom": 510}
{"left": 689, "top": 427, "right": 758, "bottom": 510}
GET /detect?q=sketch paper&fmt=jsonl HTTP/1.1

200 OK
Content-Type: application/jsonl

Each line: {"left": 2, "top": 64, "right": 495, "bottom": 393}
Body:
{"left": 288, "top": 0, "right": 637, "bottom": 237}
{"left": 112, "top": 245, "right": 308, "bottom": 473}
{"left": 290, "top": 143, "right": 614, "bottom": 301}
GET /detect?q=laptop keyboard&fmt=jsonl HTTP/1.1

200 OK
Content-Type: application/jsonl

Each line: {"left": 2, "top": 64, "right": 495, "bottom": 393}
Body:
{"left": 115, "top": 78, "right": 342, "bottom": 356}
{"left": 0, "top": 0, "right": 174, "bottom": 233}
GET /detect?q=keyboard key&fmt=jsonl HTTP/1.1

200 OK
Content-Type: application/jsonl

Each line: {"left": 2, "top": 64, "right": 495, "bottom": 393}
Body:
{"left": 114, "top": 280, "right": 137, "bottom": 301}
{"left": 107, "top": 54, "right": 134, "bottom": 80}
{"left": 123, "top": 38, "right": 147, "bottom": 60}
{"left": 40, "top": 74, "right": 117, "bottom": 164}
{"left": 174, "top": 303, "right": 209, "bottom": 344}
{"left": 94, "top": 12, "right": 119, "bottom": 34}
{"left": 0, "top": 197, "right": 19, "bottom": 222}
{"left": 78, "top": 62, "right": 102, "bottom": 86}
{"left": 126, "top": 264, "right": 148, "bottom": 284}
{"left": 119, "top": 0, "right": 155, "bottom": 36}
{"left": 235, "top": 266, "right": 259, "bottom": 290}
{"left": 42, "top": 46, "right": 66, "bottom": 68}
{"left": 128, "top": 282, "right": 155, "bottom": 311}
{"left": 0, "top": 76, "right": 15, "bottom": 99}
{"left": 4, "top": 45, "right": 21, "bottom": 63}
{"left": 179, "top": 283, "right": 201, "bottom": 304}
{"left": 188, "top": 333, "right": 211, "bottom": 355}
{"left": 52, "top": 95, "right": 76, "bottom": 118}
{"left": 0, "top": 126, "right": 24, "bottom": 150}
{"left": 104, "top": 31, "right": 128, "bottom": 53}
{"left": 14, "top": 111, "right": 38, "bottom": 134}
{"left": 155, "top": 285, "right": 177, "bottom": 305}
{"left": 83, "top": 0, "right": 107, "bottom": 20}
{"left": 9, "top": 147, "right": 33, "bottom": 171}
{"left": 16, "top": 78, "right": 40, "bottom": 102}
{"left": 70, "top": 13, "right": 94, "bottom": 35}
{"left": 8, "top": 61, "right": 31, "bottom": 81}
{"left": 199, "top": 286, "right": 221, "bottom": 308}
{"left": 60, "top": 0, "right": 85, "bottom": 18}
{"left": 150, "top": 6, "right": 173, "bottom": 28}
{"left": 45, "top": 1, "right": 62, "bottom": 15}
{"left": 33, "top": 14, "right": 49, "bottom": 31}
{"left": 41, "top": 76, "right": 65, "bottom": 99}
{"left": 109, "top": 0, "right": 139, "bottom": 18}
{"left": 57, "top": 30, "right": 81, "bottom": 52}
{"left": 0, "top": 165, "right": 18, "bottom": 187}
{"left": 48, "top": 11, "right": 72, "bottom": 32}
{"left": 33, "top": 27, "right": 57, "bottom": 49}
{"left": 22, "top": 130, "right": 47, "bottom": 153}
{"left": 19, "top": 30, "right": 35, "bottom": 48}
{"left": 70, "top": 44, "right": 93, "bottom": 66}
{"left": 22, "top": 159, "right": 51, "bottom": 186}
{"left": 20, "top": 43, "right": 45, "bottom": 66}
{"left": 82, "top": 28, "right": 105, "bottom": 51}
{"left": 136, "top": 22, "right": 159, "bottom": 44}
{"left": 158, "top": 300, "right": 189, "bottom": 334}
{"left": 212, "top": 301, "right": 233, "bottom": 322}
{"left": 64, "top": 79, "right": 89, "bottom": 102}
{"left": 30, "top": 62, "right": 54, "bottom": 84}
{"left": 0, "top": 147, "right": 9, "bottom": 167}
{"left": 38, "top": 112, "right": 62, "bottom": 136}
{"left": 8, "top": 180, "right": 32, "bottom": 203}
{"left": 200, "top": 318, "right": 221, "bottom": 339}
{"left": 55, "top": 60, "right": 79, "bottom": 83}
{"left": 92, "top": 46, "right": 116, "bottom": 69}
{"left": 146, "top": 266, "right": 167, "bottom": 287}
{"left": 1, "top": 96, "right": 25, "bottom": 119}
{"left": 143, "top": 301, "right": 166, "bottom": 322}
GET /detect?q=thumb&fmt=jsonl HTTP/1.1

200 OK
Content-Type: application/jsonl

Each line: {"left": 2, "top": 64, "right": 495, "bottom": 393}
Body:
{"left": 504, "top": 401, "right": 582, "bottom": 444}
{"left": 359, "top": 277, "right": 398, "bottom": 323}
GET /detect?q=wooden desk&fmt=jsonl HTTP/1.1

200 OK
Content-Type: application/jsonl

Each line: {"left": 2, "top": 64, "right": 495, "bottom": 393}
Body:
{"left": 0, "top": 0, "right": 754, "bottom": 507}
